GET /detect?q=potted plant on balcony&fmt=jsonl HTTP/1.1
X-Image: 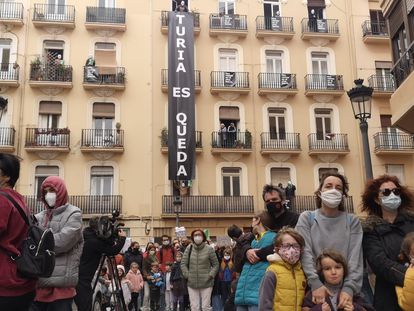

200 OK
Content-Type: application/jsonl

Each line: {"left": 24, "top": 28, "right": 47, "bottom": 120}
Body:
{"left": 30, "top": 57, "right": 42, "bottom": 80}
{"left": 160, "top": 127, "right": 168, "bottom": 147}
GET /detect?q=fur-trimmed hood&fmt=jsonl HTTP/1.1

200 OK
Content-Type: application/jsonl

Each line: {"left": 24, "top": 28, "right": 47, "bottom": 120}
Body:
{"left": 362, "top": 211, "right": 414, "bottom": 232}
{"left": 267, "top": 253, "right": 283, "bottom": 263}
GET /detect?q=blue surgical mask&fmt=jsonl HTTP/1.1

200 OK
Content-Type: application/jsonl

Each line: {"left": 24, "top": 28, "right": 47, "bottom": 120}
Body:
{"left": 381, "top": 193, "right": 401, "bottom": 211}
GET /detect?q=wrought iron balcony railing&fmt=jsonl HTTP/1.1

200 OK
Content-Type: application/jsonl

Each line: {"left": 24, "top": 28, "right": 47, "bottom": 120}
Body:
{"left": 25, "top": 195, "right": 122, "bottom": 215}
{"left": 289, "top": 195, "right": 354, "bottom": 214}
{"left": 161, "top": 10, "right": 200, "bottom": 28}
{"left": 211, "top": 71, "right": 249, "bottom": 89}
{"left": 25, "top": 128, "right": 70, "bottom": 148}
{"left": 86, "top": 6, "right": 125, "bottom": 24}
{"left": 260, "top": 132, "right": 300, "bottom": 150}
{"left": 209, "top": 14, "right": 247, "bottom": 30}
{"left": 0, "top": 63, "right": 19, "bottom": 80}
{"left": 81, "top": 129, "right": 124, "bottom": 148}
{"left": 256, "top": 16, "right": 294, "bottom": 33}
{"left": 392, "top": 41, "right": 414, "bottom": 88}
{"left": 161, "top": 129, "right": 203, "bottom": 149}
{"left": 308, "top": 133, "right": 349, "bottom": 151}
{"left": 368, "top": 74, "right": 395, "bottom": 92}
{"left": 258, "top": 73, "right": 297, "bottom": 89}
{"left": 301, "top": 18, "right": 339, "bottom": 34}
{"left": 162, "top": 195, "right": 254, "bottom": 215}
{"left": 30, "top": 63, "right": 72, "bottom": 82}
{"left": 211, "top": 131, "right": 252, "bottom": 149}
{"left": 161, "top": 69, "right": 201, "bottom": 88}
{"left": 0, "top": 2, "right": 23, "bottom": 20}
{"left": 83, "top": 66, "right": 125, "bottom": 85}
{"left": 362, "top": 20, "right": 388, "bottom": 36}
{"left": 374, "top": 132, "right": 414, "bottom": 151}
{"left": 0, "top": 127, "right": 15, "bottom": 146}
{"left": 33, "top": 4, "right": 75, "bottom": 23}
{"left": 305, "top": 74, "right": 344, "bottom": 91}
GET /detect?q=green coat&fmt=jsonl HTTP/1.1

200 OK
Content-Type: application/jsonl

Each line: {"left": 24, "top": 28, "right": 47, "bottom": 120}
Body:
{"left": 180, "top": 242, "right": 219, "bottom": 289}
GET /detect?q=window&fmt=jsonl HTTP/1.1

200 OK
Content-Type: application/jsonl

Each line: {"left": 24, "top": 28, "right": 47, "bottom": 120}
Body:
{"left": 38, "top": 101, "right": 62, "bottom": 129}
{"left": 265, "top": 50, "right": 283, "bottom": 73}
{"left": 318, "top": 167, "right": 338, "bottom": 182}
{"left": 219, "top": 106, "right": 239, "bottom": 128}
{"left": 35, "top": 166, "right": 59, "bottom": 198}
{"left": 219, "top": 48, "right": 237, "bottom": 72}
{"left": 369, "top": 10, "right": 386, "bottom": 34}
{"left": 270, "top": 167, "right": 290, "bottom": 187}
{"left": 380, "top": 115, "right": 399, "bottom": 148}
{"left": 172, "top": 0, "right": 189, "bottom": 11}
{"left": 98, "top": 0, "right": 115, "bottom": 8}
{"left": 93, "top": 103, "right": 115, "bottom": 145}
{"left": 219, "top": 0, "right": 235, "bottom": 15}
{"left": 222, "top": 167, "right": 241, "bottom": 196}
{"left": 268, "top": 108, "right": 286, "bottom": 139}
{"left": 308, "top": 0, "right": 325, "bottom": 19}
{"left": 263, "top": 0, "right": 281, "bottom": 17}
{"left": 0, "top": 38, "right": 11, "bottom": 72}
{"left": 43, "top": 40, "right": 64, "bottom": 66}
{"left": 315, "top": 108, "right": 332, "bottom": 140}
{"left": 47, "top": 0, "right": 66, "bottom": 15}
{"left": 386, "top": 164, "right": 405, "bottom": 184}
{"left": 94, "top": 42, "right": 116, "bottom": 66}
{"left": 90, "top": 166, "right": 113, "bottom": 195}
{"left": 311, "top": 52, "right": 329, "bottom": 75}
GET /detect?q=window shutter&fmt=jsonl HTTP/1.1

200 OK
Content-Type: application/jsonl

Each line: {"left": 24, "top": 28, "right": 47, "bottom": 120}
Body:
{"left": 380, "top": 115, "right": 392, "bottom": 128}
{"left": 375, "top": 61, "right": 393, "bottom": 69}
{"left": 39, "top": 101, "right": 62, "bottom": 115}
{"left": 35, "top": 165, "right": 59, "bottom": 175}
{"left": 307, "top": 0, "right": 326, "bottom": 7}
{"left": 219, "top": 106, "right": 240, "bottom": 120}
{"left": 388, "top": 2, "right": 404, "bottom": 38}
{"left": 406, "top": 0, "right": 414, "bottom": 13}
{"left": 93, "top": 103, "right": 115, "bottom": 118}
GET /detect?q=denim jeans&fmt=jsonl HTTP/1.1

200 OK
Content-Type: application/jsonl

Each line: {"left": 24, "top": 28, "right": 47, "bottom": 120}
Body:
{"left": 236, "top": 305, "right": 258, "bottom": 311}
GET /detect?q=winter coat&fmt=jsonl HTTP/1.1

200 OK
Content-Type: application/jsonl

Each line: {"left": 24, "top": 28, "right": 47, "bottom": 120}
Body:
{"left": 362, "top": 211, "right": 414, "bottom": 311}
{"left": 235, "top": 230, "right": 276, "bottom": 306}
{"left": 157, "top": 245, "right": 175, "bottom": 272}
{"left": 170, "top": 261, "right": 186, "bottom": 297}
{"left": 124, "top": 248, "right": 144, "bottom": 272}
{"left": 181, "top": 242, "right": 219, "bottom": 289}
{"left": 142, "top": 255, "right": 158, "bottom": 279}
{"left": 396, "top": 267, "right": 414, "bottom": 310}
{"left": 126, "top": 269, "right": 144, "bottom": 293}
{"left": 233, "top": 232, "right": 255, "bottom": 273}
{"left": 36, "top": 203, "right": 83, "bottom": 288}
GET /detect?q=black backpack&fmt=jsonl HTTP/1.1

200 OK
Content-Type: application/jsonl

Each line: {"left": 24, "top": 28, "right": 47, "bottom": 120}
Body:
{"left": 0, "top": 191, "right": 55, "bottom": 279}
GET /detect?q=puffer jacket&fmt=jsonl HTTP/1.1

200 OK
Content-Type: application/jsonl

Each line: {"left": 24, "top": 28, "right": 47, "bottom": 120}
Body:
{"left": 362, "top": 211, "right": 414, "bottom": 311}
{"left": 181, "top": 242, "right": 219, "bottom": 289}
{"left": 235, "top": 230, "right": 276, "bottom": 306}
{"left": 396, "top": 267, "right": 414, "bottom": 311}
{"left": 36, "top": 203, "right": 83, "bottom": 287}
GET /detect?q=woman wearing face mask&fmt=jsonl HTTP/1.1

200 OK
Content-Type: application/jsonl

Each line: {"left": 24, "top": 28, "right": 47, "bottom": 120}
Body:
{"left": 31, "top": 176, "right": 83, "bottom": 311}
{"left": 295, "top": 172, "right": 363, "bottom": 310}
{"left": 181, "top": 229, "right": 219, "bottom": 311}
{"left": 361, "top": 175, "right": 414, "bottom": 311}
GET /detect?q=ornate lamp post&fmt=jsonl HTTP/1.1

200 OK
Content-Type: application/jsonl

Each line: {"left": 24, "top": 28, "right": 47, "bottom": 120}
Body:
{"left": 173, "top": 195, "right": 182, "bottom": 228}
{"left": 347, "top": 79, "right": 374, "bottom": 180}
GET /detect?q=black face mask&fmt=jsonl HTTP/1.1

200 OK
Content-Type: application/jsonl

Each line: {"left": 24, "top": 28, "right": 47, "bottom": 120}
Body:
{"left": 266, "top": 201, "right": 283, "bottom": 217}
{"left": 132, "top": 248, "right": 139, "bottom": 254}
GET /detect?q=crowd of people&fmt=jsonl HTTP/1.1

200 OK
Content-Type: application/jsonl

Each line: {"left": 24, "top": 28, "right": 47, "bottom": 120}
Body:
{"left": 1, "top": 152, "right": 414, "bottom": 311}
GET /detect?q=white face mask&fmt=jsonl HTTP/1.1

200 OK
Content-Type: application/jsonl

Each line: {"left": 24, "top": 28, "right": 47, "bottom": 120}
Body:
{"left": 381, "top": 193, "right": 401, "bottom": 212}
{"left": 320, "top": 189, "right": 343, "bottom": 209}
{"left": 163, "top": 240, "right": 170, "bottom": 246}
{"left": 224, "top": 255, "right": 231, "bottom": 261}
{"left": 45, "top": 192, "right": 57, "bottom": 207}
{"left": 193, "top": 236, "right": 203, "bottom": 245}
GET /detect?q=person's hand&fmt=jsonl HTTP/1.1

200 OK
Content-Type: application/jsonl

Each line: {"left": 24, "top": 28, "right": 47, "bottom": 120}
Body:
{"left": 338, "top": 291, "right": 352, "bottom": 309}
{"left": 246, "top": 249, "right": 260, "bottom": 264}
{"left": 118, "top": 229, "right": 126, "bottom": 237}
{"left": 312, "top": 286, "right": 331, "bottom": 305}
{"left": 321, "top": 302, "right": 330, "bottom": 311}
{"left": 343, "top": 301, "right": 354, "bottom": 311}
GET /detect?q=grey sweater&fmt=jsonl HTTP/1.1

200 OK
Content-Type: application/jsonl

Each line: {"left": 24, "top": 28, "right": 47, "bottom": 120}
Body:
{"left": 295, "top": 209, "right": 363, "bottom": 296}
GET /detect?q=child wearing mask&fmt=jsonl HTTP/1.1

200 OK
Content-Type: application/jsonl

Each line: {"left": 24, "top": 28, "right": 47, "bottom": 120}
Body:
{"left": 219, "top": 248, "right": 236, "bottom": 306}
{"left": 171, "top": 252, "right": 185, "bottom": 311}
{"left": 396, "top": 232, "right": 414, "bottom": 310}
{"left": 164, "top": 263, "right": 173, "bottom": 311}
{"left": 126, "top": 262, "right": 144, "bottom": 311}
{"left": 258, "top": 227, "right": 306, "bottom": 311}
{"left": 148, "top": 262, "right": 164, "bottom": 311}
{"left": 302, "top": 250, "right": 374, "bottom": 311}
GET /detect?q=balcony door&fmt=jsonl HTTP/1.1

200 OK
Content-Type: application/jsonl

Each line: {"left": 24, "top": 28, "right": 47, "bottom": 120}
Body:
{"left": 222, "top": 167, "right": 241, "bottom": 196}
{"left": 219, "top": 48, "right": 238, "bottom": 86}
{"left": 47, "top": 0, "right": 65, "bottom": 17}
{"left": 375, "top": 61, "right": 393, "bottom": 90}
{"left": 43, "top": 40, "right": 64, "bottom": 69}
{"left": 318, "top": 167, "right": 338, "bottom": 182}
{"left": 311, "top": 52, "right": 329, "bottom": 87}
{"left": 268, "top": 108, "right": 286, "bottom": 140}
{"left": 315, "top": 108, "right": 332, "bottom": 141}
{"left": 219, "top": 0, "right": 235, "bottom": 15}
{"left": 270, "top": 167, "right": 290, "bottom": 188}
{"left": 98, "top": 0, "right": 115, "bottom": 8}
{"left": 266, "top": 50, "right": 283, "bottom": 87}
{"left": 172, "top": 0, "right": 189, "bottom": 11}
{"left": 369, "top": 10, "right": 385, "bottom": 34}
{"left": 380, "top": 115, "right": 399, "bottom": 149}
{"left": 93, "top": 102, "right": 115, "bottom": 146}
{"left": 0, "top": 38, "right": 11, "bottom": 77}
{"left": 35, "top": 166, "right": 59, "bottom": 198}
{"left": 91, "top": 166, "right": 113, "bottom": 195}
{"left": 37, "top": 101, "right": 62, "bottom": 146}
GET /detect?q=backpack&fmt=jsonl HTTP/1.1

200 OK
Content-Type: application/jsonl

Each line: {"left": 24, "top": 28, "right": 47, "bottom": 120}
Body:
{"left": 0, "top": 191, "right": 55, "bottom": 279}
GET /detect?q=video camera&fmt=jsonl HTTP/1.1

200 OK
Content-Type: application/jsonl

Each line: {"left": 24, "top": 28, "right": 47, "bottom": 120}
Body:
{"left": 96, "top": 210, "right": 124, "bottom": 240}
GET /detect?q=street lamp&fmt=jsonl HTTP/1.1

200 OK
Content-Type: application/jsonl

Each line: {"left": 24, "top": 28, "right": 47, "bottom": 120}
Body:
{"left": 0, "top": 96, "right": 8, "bottom": 123}
{"left": 173, "top": 195, "right": 182, "bottom": 228}
{"left": 347, "top": 79, "right": 374, "bottom": 180}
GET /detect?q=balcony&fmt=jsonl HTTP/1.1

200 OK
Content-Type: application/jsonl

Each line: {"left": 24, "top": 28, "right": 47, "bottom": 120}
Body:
{"left": 0, "top": 2, "right": 23, "bottom": 26}
{"left": 289, "top": 195, "right": 354, "bottom": 214}
{"left": 24, "top": 128, "right": 70, "bottom": 153}
{"left": 257, "top": 73, "right": 297, "bottom": 96}
{"left": 301, "top": 18, "right": 340, "bottom": 42}
{"left": 374, "top": 132, "right": 414, "bottom": 155}
{"left": 162, "top": 195, "right": 254, "bottom": 218}
{"left": 25, "top": 195, "right": 122, "bottom": 216}
{"left": 85, "top": 6, "right": 126, "bottom": 32}
{"left": 308, "top": 133, "right": 350, "bottom": 156}
{"left": 255, "top": 16, "right": 294, "bottom": 40}
{"left": 0, "top": 127, "right": 16, "bottom": 153}
{"left": 0, "top": 63, "right": 19, "bottom": 88}
{"left": 32, "top": 4, "right": 75, "bottom": 29}
{"left": 368, "top": 74, "right": 395, "bottom": 98}
{"left": 160, "top": 11, "right": 200, "bottom": 35}
{"left": 210, "top": 71, "right": 250, "bottom": 95}
{"left": 362, "top": 21, "right": 389, "bottom": 44}
{"left": 160, "top": 129, "right": 203, "bottom": 153}
{"left": 211, "top": 131, "right": 252, "bottom": 155}
{"left": 390, "top": 41, "right": 414, "bottom": 133}
{"left": 83, "top": 66, "right": 125, "bottom": 92}
{"left": 260, "top": 132, "right": 301, "bottom": 156}
{"left": 161, "top": 69, "right": 201, "bottom": 93}
{"left": 209, "top": 14, "right": 248, "bottom": 38}
{"left": 304, "top": 74, "right": 344, "bottom": 97}
{"left": 80, "top": 129, "right": 124, "bottom": 154}
{"left": 29, "top": 63, "right": 73, "bottom": 89}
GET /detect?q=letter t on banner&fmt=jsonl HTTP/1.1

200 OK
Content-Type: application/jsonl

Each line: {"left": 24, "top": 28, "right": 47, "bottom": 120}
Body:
{"left": 168, "top": 12, "right": 196, "bottom": 181}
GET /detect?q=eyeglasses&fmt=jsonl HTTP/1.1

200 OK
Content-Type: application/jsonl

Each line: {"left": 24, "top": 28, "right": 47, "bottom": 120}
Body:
{"left": 380, "top": 188, "right": 401, "bottom": 196}
{"left": 280, "top": 243, "right": 301, "bottom": 250}
{"left": 264, "top": 198, "right": 282, "bottom": 204}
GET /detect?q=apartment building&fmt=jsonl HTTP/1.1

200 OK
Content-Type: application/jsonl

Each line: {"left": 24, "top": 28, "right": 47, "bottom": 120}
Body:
{"left": 0, "top": 0, "right": 410, "bottom": 243}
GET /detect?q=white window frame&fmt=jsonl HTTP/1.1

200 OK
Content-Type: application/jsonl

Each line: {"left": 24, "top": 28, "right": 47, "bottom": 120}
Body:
{"left": 218, "top": 48, "right": 238, "bottom": 72}
{"left": 265, "top": 50, "right": 283, "bottom": 73}
{"left": 222, "top": 167, "right": 241, "bottom": 196}
{"left": 219, "top": 0, "right": 235, "bottom": 15}
{"left": 385, "top": 164, "right": 405, "bottom": 184}
{"left": 314, "top": 108, "right": 333, "bottom": 140}
{"left": 98, "top": 0, "right": 115, "bottom": 8}
{"left": 90, "top": 166, "right": 114, "bottom": 196}
{"left": 264, "top": 0, "right": 281, "bottom": 17}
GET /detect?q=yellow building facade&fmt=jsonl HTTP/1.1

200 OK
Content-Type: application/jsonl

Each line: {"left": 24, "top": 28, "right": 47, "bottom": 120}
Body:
{"left": 0, "top": 0, "right": 412, "bottom": 244}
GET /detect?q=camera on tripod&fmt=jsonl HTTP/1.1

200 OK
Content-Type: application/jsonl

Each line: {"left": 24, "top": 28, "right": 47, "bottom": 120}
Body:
{"left": 96, "top": 210, "right": 125, "bottom": 240}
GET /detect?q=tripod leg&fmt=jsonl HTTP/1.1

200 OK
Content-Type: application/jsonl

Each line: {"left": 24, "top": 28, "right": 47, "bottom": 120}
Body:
{"left": 107, "top": 256, "right": 128, "bottom": 311}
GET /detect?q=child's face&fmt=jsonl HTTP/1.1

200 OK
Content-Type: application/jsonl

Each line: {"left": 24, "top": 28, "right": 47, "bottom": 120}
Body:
{"left": 321, "top": 257, "right": 344, "bottom": 286}
{"left": 276, "top": 234, "right": 301, "bottom": 265}
{"left": 152, "top": 265, "right": 159, "bottom": 272}
{"left": 176, "top": 255, "right": 182, "bottom": 262}
{"left": 166, "top": 265, "right": 171, "bottom": 272}
{"left": 118, "top": 269, "right": 124, "bottom": 277}
{"left": 131, "top": 265, "right": 138, "bottom": 273}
